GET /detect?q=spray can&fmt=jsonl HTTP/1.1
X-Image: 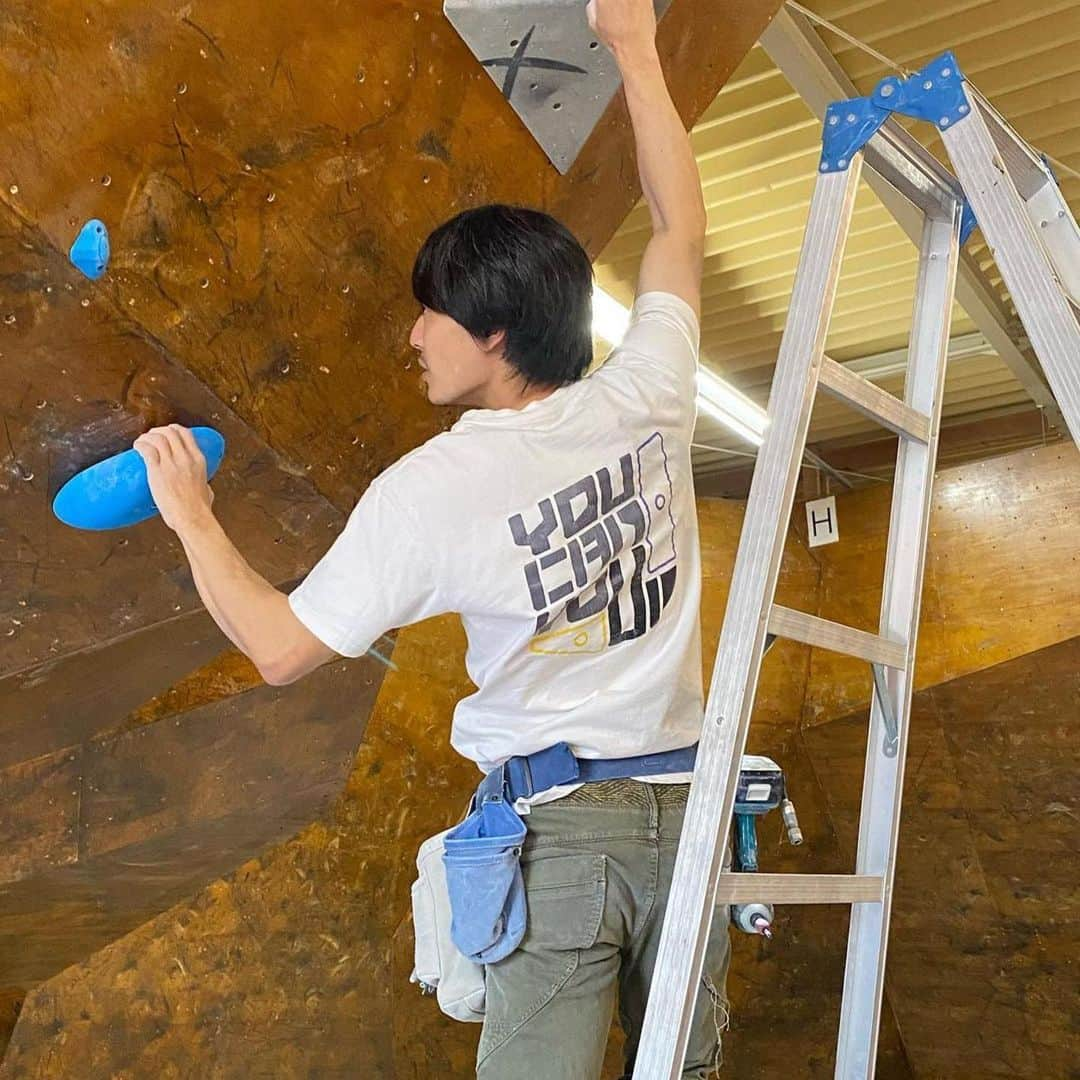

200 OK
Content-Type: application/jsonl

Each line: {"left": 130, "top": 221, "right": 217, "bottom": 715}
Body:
{"left": 731, "top": 902, "right": 774, "bottom": 938}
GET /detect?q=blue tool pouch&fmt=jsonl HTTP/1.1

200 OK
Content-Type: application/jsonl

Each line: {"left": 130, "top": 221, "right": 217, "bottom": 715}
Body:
{"left": 439, "top": 740, "right": 698, "bottom": 966}
{"left": 442, "top": 784, "right": 527, "bottom": 964}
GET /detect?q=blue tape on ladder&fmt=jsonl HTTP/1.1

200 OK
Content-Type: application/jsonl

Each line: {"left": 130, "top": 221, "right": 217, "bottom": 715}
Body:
{"left": 818, "top": 96, "right": 891, "bottom": 174}
{"left": 871, "top": 51, "right": 969, "bottom": 131}
{"left": 960, "top": 201, "right": 979, "bottom": 246}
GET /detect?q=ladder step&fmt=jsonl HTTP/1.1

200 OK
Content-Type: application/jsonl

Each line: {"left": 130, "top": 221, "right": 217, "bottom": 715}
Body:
{"left": 769, "top": 605, "right": 908, "bottom": 668}
{"left": 819, "top": 356, "right": 931, "bottom": 442}
{"left": 716, "top": 873, "right": 885, "bottom": 904}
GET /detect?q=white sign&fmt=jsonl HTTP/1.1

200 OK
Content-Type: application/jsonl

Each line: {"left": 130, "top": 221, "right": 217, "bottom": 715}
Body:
{"left": 805, "top": 495, "right": 839, "bottom": 548}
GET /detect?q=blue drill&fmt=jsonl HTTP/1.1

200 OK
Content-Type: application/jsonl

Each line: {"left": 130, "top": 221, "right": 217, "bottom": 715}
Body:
{"left": 730, "top": 755, "right": 803, "bottom": 938}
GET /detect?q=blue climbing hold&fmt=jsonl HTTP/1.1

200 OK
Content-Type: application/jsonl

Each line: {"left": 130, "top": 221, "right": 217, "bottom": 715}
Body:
{"left": 52, "top": 426, "right": 226, "bottom": 531}
{"left": 69, "top": 218, "right": 110, "bottom": 280}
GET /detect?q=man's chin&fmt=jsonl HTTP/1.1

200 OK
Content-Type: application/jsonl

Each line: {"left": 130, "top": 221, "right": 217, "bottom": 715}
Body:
{"left": 423, "top": 379, "right": 476, "bottom": 409}
{"left": 426, "top": 386, "right": 466, "bottom": 408}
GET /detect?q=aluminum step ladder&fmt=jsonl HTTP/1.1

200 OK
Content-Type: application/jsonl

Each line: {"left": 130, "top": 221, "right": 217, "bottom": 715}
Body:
{"left": 934, "top": 71, "right": 1080, "bottom": 446}
{"left": 633, "top": 52, "right": 1079, "bottom": 1080}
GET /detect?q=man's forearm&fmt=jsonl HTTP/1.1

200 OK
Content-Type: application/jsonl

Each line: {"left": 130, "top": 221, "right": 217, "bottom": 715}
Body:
{"left": 174, "top": 509, "right": 293, "bottom": 674}
{"left": 615, "top": 42, "right": 706, "bottom": 235}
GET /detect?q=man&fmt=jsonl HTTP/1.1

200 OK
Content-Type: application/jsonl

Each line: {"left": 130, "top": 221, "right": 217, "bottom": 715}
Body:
{"left": 135, "top": 0, "right": 729, "bottom": 1075}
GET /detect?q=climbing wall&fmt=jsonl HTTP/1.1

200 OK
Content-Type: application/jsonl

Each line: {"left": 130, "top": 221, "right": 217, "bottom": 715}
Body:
{"left": 5, "top": 443, "right": 1076, "bottom": 1075}
{"left": 0, "top": 0, "right": 782, "bottom": 1072}
{"left": 0, "top": 0, "right": 778, "bottom": 512}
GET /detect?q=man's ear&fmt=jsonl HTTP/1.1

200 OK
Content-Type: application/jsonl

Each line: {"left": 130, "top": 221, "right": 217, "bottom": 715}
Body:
{"left": 481, "top": 328, "right": 507, "bottom": 355}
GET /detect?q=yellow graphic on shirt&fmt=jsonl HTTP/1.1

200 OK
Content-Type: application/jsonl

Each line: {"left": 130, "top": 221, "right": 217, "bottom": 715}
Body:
{"left": 529, "top": 611, "right": 609, "bottom": 655}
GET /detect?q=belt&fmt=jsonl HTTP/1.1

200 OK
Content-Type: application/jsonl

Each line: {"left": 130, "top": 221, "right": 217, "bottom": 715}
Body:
{"left": 476, "top": 741, "right": 699, "bottom": 806}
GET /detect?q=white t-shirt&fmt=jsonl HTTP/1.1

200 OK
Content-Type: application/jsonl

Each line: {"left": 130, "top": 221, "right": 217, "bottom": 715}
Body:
{"left": 288, "top": 291, "right": 704, "bottom": 807}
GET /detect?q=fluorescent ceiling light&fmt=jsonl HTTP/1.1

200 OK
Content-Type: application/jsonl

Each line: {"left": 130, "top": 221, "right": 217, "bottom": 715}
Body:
{"left": 845, "top": 332, "right": 992, "bottom": 381}
{"left": 696, "top": 367, "right": 768, "bottom": 446}
{"left": 592, "top": 284, "right": 768, "bottom": 446}
{"left": 591, "top": 285, "right": 631, "bottom": 344}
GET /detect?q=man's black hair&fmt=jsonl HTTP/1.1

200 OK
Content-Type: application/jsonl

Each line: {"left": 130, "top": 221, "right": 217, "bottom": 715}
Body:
{"left": 411, "top": 204, "right": 594, "bottom": 389}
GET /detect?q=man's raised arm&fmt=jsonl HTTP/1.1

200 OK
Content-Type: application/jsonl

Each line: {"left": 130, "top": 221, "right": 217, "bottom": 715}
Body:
{"left": 589, "top": 0, "right": 707, "bottom": 316}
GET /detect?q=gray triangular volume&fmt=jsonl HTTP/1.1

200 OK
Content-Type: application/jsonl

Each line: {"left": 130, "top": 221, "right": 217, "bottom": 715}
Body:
{"left": 444, "top": 0, "right": 672, "bottom": 174}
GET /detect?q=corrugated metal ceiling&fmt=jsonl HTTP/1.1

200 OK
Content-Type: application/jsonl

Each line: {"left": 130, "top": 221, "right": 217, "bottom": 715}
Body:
{"left": 594, "top": 0, "right": 1077, "bottom": 490}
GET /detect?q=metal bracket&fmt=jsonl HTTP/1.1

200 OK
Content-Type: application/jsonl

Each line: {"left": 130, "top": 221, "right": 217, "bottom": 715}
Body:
{"left": 819, "top": 96, "right": 890, "bottom": 174}
{"left": 870, "top": 662, "right": 899, "bottom": 758}
{"left": 872, "top": 50, "right": 969, "bottom": 131}
{"left": 1026, "top": 169, "right": 1080, "bottom": 303}
{"left": 444, "top": 0, "right": 671, "bottom": 174}
{"left": 817, "top": 52, "right": 974, "bottom": 180}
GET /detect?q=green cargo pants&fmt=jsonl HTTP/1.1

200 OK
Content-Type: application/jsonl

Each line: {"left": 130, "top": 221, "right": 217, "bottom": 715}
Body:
{"left": 477, "top": 779, "right": 731, "bottom": 1079}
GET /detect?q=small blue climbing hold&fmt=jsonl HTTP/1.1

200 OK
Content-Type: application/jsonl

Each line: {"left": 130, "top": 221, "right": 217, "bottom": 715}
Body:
{"left": 69, "top": 218, "right": 110, "bottom": 280}
{"left": 52, "top": 426, "right": 226, "bottom": 531}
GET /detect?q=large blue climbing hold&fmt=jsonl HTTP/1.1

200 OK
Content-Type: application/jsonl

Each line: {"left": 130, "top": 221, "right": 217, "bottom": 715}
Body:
{"left": 52, "top": 426, "right": 226, "bottom": 531}
{"left": 69, "top": 218, "right": 111, "bottom": 280}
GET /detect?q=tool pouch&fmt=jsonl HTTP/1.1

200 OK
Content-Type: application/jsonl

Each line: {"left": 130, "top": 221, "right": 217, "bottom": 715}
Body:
{"left": 410, "top": 827, "right": 487, "bottom": 1022}
{"left": 442, "top": 791, "right": 527, "bottom": 964}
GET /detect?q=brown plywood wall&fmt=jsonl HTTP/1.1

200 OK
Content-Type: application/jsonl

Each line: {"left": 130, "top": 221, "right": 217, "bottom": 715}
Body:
{"left": 1, "top": 0, "right": 1075, "bottom": 1074}
{"left": 803, "top": 636, "right": 1080, "bottom": 1079}
{"left": 0, "top": 0, "right": 779, "bottom": 745}
{"left": 3, "top": 616, "right": 486, "bottom": 1079}
{"left": 1, "top": 521, "right": 834, "bottom": 1079}
{"left": 804, "top": 444, "right": 1080, "bottom": 726}
{"left": 0, "top": 0, "right": 785, "bottom": 1073}
{"left": 0, "top": 0, "right": 778, "bottom": 519}
{"left": 9, "top": 441, "right": 1077, "bottom": 1076}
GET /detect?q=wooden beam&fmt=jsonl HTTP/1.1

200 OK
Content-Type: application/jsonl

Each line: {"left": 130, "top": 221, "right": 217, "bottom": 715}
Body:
{"left": 769, "top": 604, "right": 908, "bottom": 668}
{"left": 819, "top": 356, "right": 931, "bottom": 443}
{"left": 715, "top": 872, "right": 885, "bottom": 904}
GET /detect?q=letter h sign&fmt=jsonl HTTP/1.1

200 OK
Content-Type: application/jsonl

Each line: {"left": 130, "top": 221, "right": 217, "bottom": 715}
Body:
{"left": 805, "top": 495, "right": 839, "bottom": 548}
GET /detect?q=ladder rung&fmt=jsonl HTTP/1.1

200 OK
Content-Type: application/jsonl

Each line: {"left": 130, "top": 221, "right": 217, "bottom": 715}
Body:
{"left": 769, "top": 605, "right": 907, "bottom": 668}
{"left": 716, "top": 873, "right": 885, "bottom": 904}
{"left": 819, "top": 356, "right": 931, "bottom": 442}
